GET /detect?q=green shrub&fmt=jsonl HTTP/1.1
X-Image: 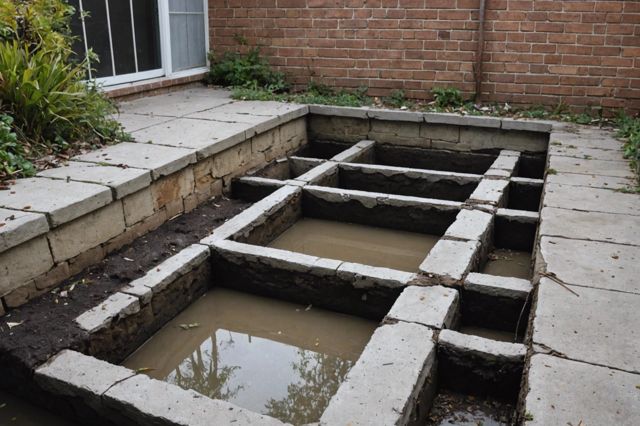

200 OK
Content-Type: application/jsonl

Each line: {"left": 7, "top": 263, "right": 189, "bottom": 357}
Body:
{"left": 0, "top": 0, "right": 123, "bottom": 179}
{"left": 616, "top": 112, "right": 640, "bottom": 178}
{"left": 384, "top": 89, "right": 413, "bottom": 109}
{"left": 207, "top": 48, "right": 288, "bottom": 92}
{"left": 431, "top": 87, "right": 464, "bottom": 109}
{"left": 0, "top": 114, "right": 35, "bottom": 178}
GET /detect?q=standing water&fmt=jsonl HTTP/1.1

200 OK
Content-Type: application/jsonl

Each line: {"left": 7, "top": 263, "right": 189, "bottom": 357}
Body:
{"left": 0, "top": 390, "right": 75, "bottom": 426}
{"left": 268, "top": 218, "right": 439, "bottom": 272}
{"left": 123, "top": 289, "right": 377, "bottom": 425}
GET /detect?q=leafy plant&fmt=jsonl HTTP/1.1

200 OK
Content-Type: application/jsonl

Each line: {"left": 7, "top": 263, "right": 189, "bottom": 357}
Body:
{"left": 0, "top": 114, "right": 35, "bottom": 178}
{"left": 431, "top": 87, "right": 464, "bottom": 109}
{"left": 207, "top": 47, "right": 288, "bottom": 92}
{"left": 384, "top": 89, "right": 413, "bottom": 109}
{"left": 232, "top": 83, "right": 372, "bottom": 108}
{"left": 0, "top": 0, "right": 123, "bottom": 180}
{"left": 615, "top": 112, "right": 640, "bottom": 182}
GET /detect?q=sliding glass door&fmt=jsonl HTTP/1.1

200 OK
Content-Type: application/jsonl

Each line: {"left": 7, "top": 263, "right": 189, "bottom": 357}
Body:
{"left": 69, "top": 0, "right": 207, "bottom": 86}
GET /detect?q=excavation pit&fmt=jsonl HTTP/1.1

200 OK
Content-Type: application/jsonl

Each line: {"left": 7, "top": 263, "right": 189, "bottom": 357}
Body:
{"left": 123, "top": 288, "right": 376, "bottom": 425}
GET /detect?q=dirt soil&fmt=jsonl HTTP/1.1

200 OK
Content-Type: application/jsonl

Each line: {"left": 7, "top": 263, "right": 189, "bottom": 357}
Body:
{"left": 0, "top": 196, "right": 250, "bottom": 375}
{"left": 426, "top": 390, "right": 515, "bottom": 425}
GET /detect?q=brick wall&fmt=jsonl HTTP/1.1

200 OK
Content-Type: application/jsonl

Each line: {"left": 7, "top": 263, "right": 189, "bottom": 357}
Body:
{"left": 209, "top": 0, "right": 640, "bottom": 113}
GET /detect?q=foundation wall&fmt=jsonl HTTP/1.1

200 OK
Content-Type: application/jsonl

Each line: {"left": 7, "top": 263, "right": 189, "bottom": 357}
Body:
{"left": 0, "top": 118, "right": 308, "bottom": 314}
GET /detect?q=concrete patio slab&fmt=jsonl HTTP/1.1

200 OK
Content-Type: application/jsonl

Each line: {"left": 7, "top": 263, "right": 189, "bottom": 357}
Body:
{"left": 546, "top": 172, "right": 635, "bottom": 190}
{"left": 542, "top": 183, "right": 640, "bottom": 216}
{"left": 0, "top": 208, "right": 49, "bottom": 252}
{"left": 0, "top": 177, "right": 112, "bottom": 227}
{"left": 38, "top": 161, "right": 151, "bottom": 199}
{"left": 549, "top": 144, "right": 626, "bottom": 162}
{"left": 548, "top": 156, "right": 634, "bottom": 179}
{"left": 131, "top": 117, "right": 253, "bottom": 159}
{"left": 118, "top": 89, "right": 234, "bottom": 117}
{"left": 538, "top": 236, "right": 639, "bottom": 294}
{"left": 550, "top": 129, "right": 625, "bottom": 151}
{"left": 539, "top": 207, "right": 640, "bottom": 246}
{"left": 74, "top": 142, "right": 196, "bottom": 180}
{"left": 114, "top": 113, "right": 175, "bottom": 133}
{"left": 532, "top": 277, "right": 640, "bottom": 373}
{"left": 524, "top": 354, "right": 640, "bottom": 426}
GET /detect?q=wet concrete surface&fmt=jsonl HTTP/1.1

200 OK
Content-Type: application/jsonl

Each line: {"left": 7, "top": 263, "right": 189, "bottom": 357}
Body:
{"left": 482, "top": 248, "right": 532, "bottom": 279}
{"left": 267, "top": 218, "right": 439, "bottom": 272}
{"left": 426, "top": 389, "right": 515, "bottom": 425}
{"left": 0, "top": 390, "right": 76, "bottom": 426}
{"left": 123, "top": 288, "right": 376, "bottom": 425}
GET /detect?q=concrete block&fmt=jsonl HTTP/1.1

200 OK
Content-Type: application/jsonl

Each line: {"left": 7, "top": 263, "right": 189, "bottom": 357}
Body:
{"left": 75, "top": 292, "right": 141, "bottom": 333}
{"left": 0, "top": 302, "right": 4, "bottom": 316}
{"left": 548, "top": 155, "right": 634, "bottom": 179}
{"left": 74, "top": 142, "right": 196, "bottom": 180}
{"left": 369, "top": 120, "right": 425, "bottom": 146}
{"left": 3, "top": 281, "right": 38, "bottom": 308}
{"left": 209, "top": 140, "right": 253, "bottom": 178}
{"left": 200, "top": 186, "right": 300, "bottom": 243}
{"left": 337, "top": 262, "right": 415, "bottom": 289}
{"left": 294, "top": 161, "right": 339, "bottom": 184}
{"left": 543, "top": 183, "right": 640, "bottom": 216}
{"left": 539, "top": 207, "right": 640, "bottom": 246}
{"left": 279, "top": 117, "right": 307, "bottom": 150}
{"left": 308, "top": 104, "right": 369, "bottom": 119}
{"left": 464, "top": 272, "right": 532, "bottom": 300}
{"left": 251, "top": 127, "right": 277, "bottom": 155}
{"left": 385, "top": 285, "right": 459, "bottom": 329}
{"left": 35, "top": 349, "right": 135, "bottom": 412}
{"left": 0, "top": 177, "right": 112, "bottom": 227}
{"left": 0, "top": 236, "right": 53, "bottom": 297}
{"left": 459, "top": 127, "right": 548, "bottom": 152}
{"left": 125, "top": 244, "right": 209, "bottom": 297}
{"left": 33, "top": 261, "right": 70, "bottom": 291}
{"left": 424, "top": 112, "right": 501, "bottom": 128}
{"left": 48, "top": 201, "right": 126, "bottom": 262}
{"left": 524, "top": 354, "right": 640, "bottom": 426}
{"left": 438, "top": 329, "right": 525, "bottom": 398}
{"left": 419, "top": 239, "right": 480, "bottom": 286}
{"left": 538, "top": 236, "right": 639, "bottom": 294}
{"left": 38, "top": 161, "right": 151, "bottom": 199}
{"left": 532, "top": 277, "right": 640, "bottom": 373}
{"left": 122, "top": 188, "right": 155, "bottom": 226}
{"left": 419, "top": 122, "right": 461, "bottom": 144}
{"left": 496, "top": 208, "right": 538, "bottom": 223}
{"left": 468, "top": 179, "right": 509, "bottom": 206}
{"left": 490, "top": 151, "right": 520, "bottom": 171}
{"left": 501, "top": 118, "right": 552, "bottom": 133}
{"left": 308, "top": 115, "right": 370, "bottom": 143}
{"left": 0, "top": 208, "right": 49, "bottom": 253}
{"left": 444, "top": 208, "right": 493, "bottom": 242}
{"left": 150, "top": 168, "right": 195, "bottom": 210}
{"left": 320, "top": 322, "right": 436, "bottom": 426}
{"left": 366, "top": 108, "right": 424, "bottom": 122}
{"left": 103, "top": 374, "right": 286, "bottom": 426}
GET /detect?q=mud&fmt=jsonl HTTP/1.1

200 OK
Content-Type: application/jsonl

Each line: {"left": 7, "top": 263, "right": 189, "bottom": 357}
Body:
{"left": 0, "top": 390, "right": 76, "bottom": 426}
{"left": 482, "top": 249, "right": 532, "bottom": 279}
{"left": 426, "top": 390, "right": 515, "bottom": 426}
{"left": 268, "top": 218, "right": 438, "bottom": 272}
{"left": 0, "top": 197, "right": 250, "bottom": 380}
{"left": 123, "top": 288, "right": 376, "bottom": 425}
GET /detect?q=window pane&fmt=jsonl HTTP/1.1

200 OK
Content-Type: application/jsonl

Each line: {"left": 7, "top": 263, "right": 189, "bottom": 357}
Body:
{"left": 187, "top": 0, "right": 204, "bottom": 13}
{"left": 187, "top": 14, "right": 206, "bottom": 68}
{"left": 170, "top": 14, "right": 189, "bottom": 71}
{"left": 82, "top": 0, "right": 113, "bottom": 78}
{"left": 133, "top": 0, "right": 162, "bottom": 72}
{"left": 107, "top": 0, "right": 136, "bottom": 75}
{"left": 169, "top": 0, "right": 187, "bottom": 12}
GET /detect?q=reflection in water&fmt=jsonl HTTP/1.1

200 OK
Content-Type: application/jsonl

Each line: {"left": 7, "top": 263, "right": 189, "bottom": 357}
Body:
{"left": 482, "top": 248, "right": 532, "bottom": 279}
{"left": 123, "top": 289, "right": 376, "bottom": 424}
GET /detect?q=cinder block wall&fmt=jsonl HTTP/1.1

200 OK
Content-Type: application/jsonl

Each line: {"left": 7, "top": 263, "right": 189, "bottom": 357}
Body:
{"left": 209, "top": 0, "right": 640, "bottom": 112}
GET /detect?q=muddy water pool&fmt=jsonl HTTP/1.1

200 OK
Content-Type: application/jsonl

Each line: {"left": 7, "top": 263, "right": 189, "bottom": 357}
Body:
{"left": 482, "top": 248, "right": 532, "bottom": 279}
{"left": 268, "top": 218, "right": 439, "bottom": 272}
{"left": 123, "top": 288, "right": 377, "bottom": 424}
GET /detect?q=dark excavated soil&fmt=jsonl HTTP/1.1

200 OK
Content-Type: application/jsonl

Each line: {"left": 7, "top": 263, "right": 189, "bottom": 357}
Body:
{"left": 0, "top": 197, "right": 250, "bottom": 377}
{"left": 426, "top": 390, "right": 515, "bottom": 426}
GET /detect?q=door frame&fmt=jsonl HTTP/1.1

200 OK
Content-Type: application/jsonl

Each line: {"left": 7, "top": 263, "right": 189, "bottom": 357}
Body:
{"left": 90, "top": 0, "right": 209, "bottom": 87}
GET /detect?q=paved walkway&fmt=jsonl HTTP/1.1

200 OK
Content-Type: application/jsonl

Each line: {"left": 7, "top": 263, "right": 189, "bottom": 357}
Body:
{"left": 526, "top": 126, "right": 640, "bottom": 425}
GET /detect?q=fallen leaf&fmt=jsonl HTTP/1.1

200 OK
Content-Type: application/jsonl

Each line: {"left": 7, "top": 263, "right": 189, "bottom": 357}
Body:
{"left": 6, "top": 321, "right": 23, "bottom": 329}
